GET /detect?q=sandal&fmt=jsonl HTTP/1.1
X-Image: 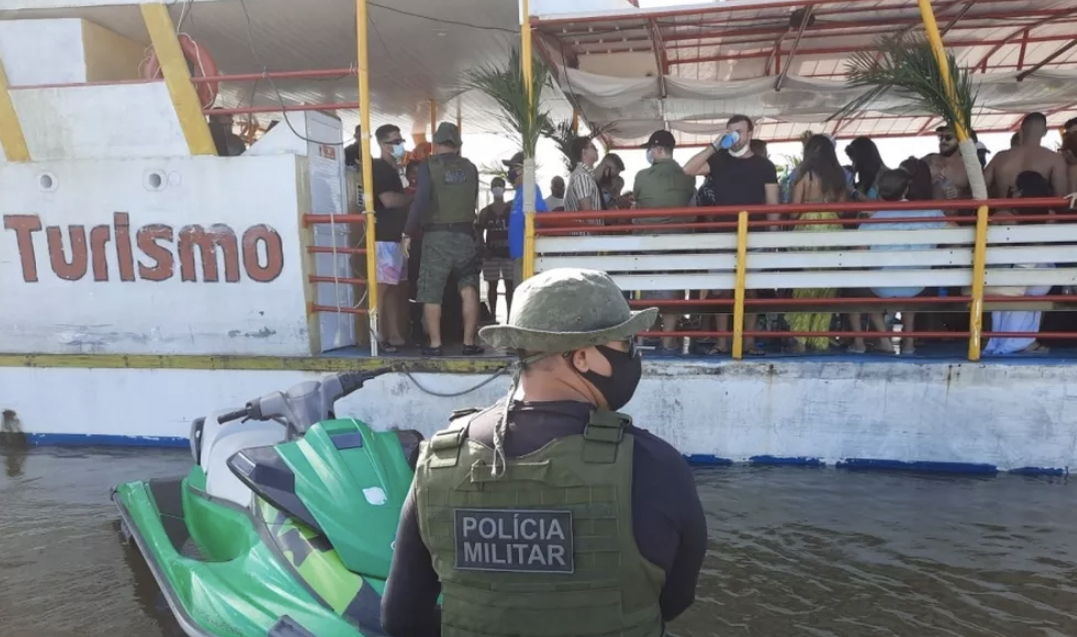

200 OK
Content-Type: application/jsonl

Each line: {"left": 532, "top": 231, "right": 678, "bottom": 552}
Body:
{"left": 462, "top": 344, "right": 485, "bottom": 356}
{"left": 421, "top": 346, "right": 443, "bottom": 357}
{"left": 379, "top": 341, "right": 399, "bottom": 354}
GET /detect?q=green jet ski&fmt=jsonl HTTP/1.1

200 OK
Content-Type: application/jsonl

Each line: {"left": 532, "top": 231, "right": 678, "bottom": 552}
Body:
{"left": 113, "top": 367, "right": 424, "bottom": 637}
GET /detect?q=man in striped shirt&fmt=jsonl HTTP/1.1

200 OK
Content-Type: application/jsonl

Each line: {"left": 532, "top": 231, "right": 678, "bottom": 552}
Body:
{"left": 564, "top": 137, "right": 601, "bottom": 212}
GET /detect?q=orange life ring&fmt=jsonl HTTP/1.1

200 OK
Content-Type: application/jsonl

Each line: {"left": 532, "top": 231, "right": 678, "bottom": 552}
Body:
{"left": 142, "top": 34, "right": 220, "bottom": 109}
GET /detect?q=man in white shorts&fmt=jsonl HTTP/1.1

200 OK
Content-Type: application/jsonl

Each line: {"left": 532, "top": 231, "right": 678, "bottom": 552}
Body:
{"left": 371, "top": 124, "right": 413, "bottom": 352}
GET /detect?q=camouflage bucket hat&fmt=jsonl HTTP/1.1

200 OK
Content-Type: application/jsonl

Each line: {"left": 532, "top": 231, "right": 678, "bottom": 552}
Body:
{"left": 479, "top": 268, "right": 658, "bottom": 353}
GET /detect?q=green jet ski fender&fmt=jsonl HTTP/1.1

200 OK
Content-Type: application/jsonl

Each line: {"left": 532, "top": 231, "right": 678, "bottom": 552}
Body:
{"left": 113, "top": 367, "right": 433, "bottom": 637}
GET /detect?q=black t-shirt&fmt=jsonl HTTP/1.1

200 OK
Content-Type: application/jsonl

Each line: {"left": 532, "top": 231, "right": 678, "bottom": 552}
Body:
{"left": 372, "top": 158, "right": 407, "bottom": 242}
{"left": 699, "top": 152, "right": 778, "bottom": 220}
{"left": 476, "top": 203, "right": 510, "bottom": 259}
{"left": 344, "top": 142, "right": 360, "bottom": 168}
{"left": 381, "top": 401, "right": 708, "bottom": 637}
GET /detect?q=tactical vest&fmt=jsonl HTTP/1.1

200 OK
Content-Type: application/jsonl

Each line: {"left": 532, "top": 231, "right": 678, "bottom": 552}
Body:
{"left": 427, "top": 155, "right": 478, "bottom": 226}
{"left": 413, "top": 409, "right": 667, "bottom": 637}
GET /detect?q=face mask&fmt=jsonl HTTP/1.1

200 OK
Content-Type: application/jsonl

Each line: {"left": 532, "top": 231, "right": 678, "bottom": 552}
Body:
{"left": 575, "top": 344, "right": 642, "bottom": 412}
{"left": 645, "top": 148, "right": 657, "bottom": 165}
{"left": 390, "top": 143, "right": 406, "bottom": 161}
{"left": 729, "top": 143, "right": 749, "bottom": 158}
{"left": 507, "top": 168, "right": 519, "bottom": 185}
{"left": 491, "top": 187, "right": 505, "bottom": 198}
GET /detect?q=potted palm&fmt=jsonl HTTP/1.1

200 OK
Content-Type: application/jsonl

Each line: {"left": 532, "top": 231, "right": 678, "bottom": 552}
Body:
{"left": 458, "top": 46, "right": 554, "bottom": 222}
{"left": 835, "top": 32, "right": 986, "bottom": 199}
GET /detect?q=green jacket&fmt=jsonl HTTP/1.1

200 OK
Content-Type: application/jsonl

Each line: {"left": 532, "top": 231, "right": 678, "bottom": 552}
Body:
{"left": 632, "top": 158, "right": 695, "bottom": 231}
{"left": 414, "top": 408, "right": 666, "bottom": 637}
{"left": 427, "top": 154, "right": 479, "bottom": 226}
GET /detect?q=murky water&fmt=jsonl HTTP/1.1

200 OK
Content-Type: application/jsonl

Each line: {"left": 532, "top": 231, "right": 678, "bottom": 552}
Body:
{"left": 1, "top": 446, "right": 1074, "bottom": 637}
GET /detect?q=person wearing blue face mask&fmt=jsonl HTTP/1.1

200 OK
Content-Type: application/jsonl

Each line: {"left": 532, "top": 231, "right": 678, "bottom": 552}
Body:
{"left": 503, "top": 152, "right": 548, "bottom": 290}
{"left": 371, "top": 124, "right": 414, "bottom": 352}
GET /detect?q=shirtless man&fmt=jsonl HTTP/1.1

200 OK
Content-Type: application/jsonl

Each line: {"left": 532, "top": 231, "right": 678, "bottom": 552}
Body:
{"left": 927, "top": 125, "right": 970, "bottom": 201}
{"left": 984, "top": 112, "right": 1068, "bottom": 198}
{"left": 1061, "top": 117, "right": 1077, "bottom": 194}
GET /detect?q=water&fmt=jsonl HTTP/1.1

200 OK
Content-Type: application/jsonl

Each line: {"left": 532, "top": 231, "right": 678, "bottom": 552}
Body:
{"left": 1, "top": 447, "right": 1075, "bottom": 637}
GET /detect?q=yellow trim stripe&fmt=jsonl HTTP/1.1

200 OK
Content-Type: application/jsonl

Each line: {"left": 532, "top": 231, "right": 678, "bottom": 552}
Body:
{"left": 0, "top": 55, "right": 30, "bottom": 162}
{"left": 731, "top": 210, "right": 749, "bottom": 360}
{"left": 140, "top": 2, "right": 216, "bottom": 156}
{"left": 0, "top": 353, "right": 508, "bottom": 373}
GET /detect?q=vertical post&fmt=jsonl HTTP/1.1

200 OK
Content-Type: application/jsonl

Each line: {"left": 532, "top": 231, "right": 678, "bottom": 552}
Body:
{"left": 429, "top": 99, "right": 438, "bottom": 139}
{"left": 356, "top": 0, "right": 379, "bottom": 354}
{"left": 0, "top": 56, "right": 29, "bottom": 162}
{"left": 521, "top": 0, "right": 536, "bottom": 280}
{"left": 732, "top": 211, "right": 749, "bottom": 360}
{"left": 917, "top": 0, "right": 968, "bottom": 142}
{"left": 140, "top": 2, "right": 215, "bottom": 156}
{"left": 967, "top": 204, "right": 989, "bottom": 361}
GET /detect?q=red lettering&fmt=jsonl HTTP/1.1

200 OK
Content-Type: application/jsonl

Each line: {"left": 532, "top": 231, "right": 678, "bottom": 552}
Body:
{"left": 89, "top": 225, "right": 111, "bottom": 281}
{"left": 114, "top": 212, "right": 135, "bottom": 282}
{"left": 242, "top": 225, "right": 284, "bottom": 283}
{"left": 3, "top": 214, "right": 42, "bottom": 282}
{"left": 46, "top": 225, "right": 88, "bottom": 280}
{"left": 178, "top": 224, "right": 239, "bottom": 283}
{"left": 136, "top": 224, "right": 174, "bottom": 281}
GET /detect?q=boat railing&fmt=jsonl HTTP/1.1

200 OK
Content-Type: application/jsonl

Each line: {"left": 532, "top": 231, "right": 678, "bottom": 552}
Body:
{"left": 525, "top": 197, "right": 1076, "bottom": 360}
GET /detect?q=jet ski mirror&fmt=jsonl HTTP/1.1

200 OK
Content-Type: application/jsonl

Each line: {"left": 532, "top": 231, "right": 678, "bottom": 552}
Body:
{"left": 216, "top": 367, "right": 394, "bottom": 438}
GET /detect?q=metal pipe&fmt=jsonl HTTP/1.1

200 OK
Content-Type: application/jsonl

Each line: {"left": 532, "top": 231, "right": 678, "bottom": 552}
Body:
{"left": 307, "top": 245, "right": 367, "bottom": 255}
{"left": 311, "top": 305, "right": 369, "bottom": 315}
{"left": 205, "top": 102, "right": 360, "bottom": 116}
{"left": 775, "top": 4, "right": 813, "bottom": 91}
{"left": 967, "top": 204, "right": 990, "bottom": 360}
{"left": 732, "top": 211, "right": 749, "bottom": 360}
{"left": 309, "top": 276, "right": 367, "bottom": 285}
{"left": 1017, "top": 39, "right": 1077, "bottom": 81}
{"left": 522, "top": 0, "right": 537, "bottom": 280}
{"left": 356, "top": 0, "right": 379, "bottom": 354}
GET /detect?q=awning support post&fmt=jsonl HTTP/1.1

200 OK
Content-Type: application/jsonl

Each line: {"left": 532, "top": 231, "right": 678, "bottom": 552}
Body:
{"left": 356, "top": 0, "right": 379, "bottom": 355}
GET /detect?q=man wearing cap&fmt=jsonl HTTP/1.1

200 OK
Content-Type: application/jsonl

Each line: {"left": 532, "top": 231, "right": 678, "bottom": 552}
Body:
{"left": 382, "top": 268, "right": 707, "bottom": 637}
{"left": 927, "top": 124, "right": 973, "bottom": 201}
{"left": 634, "top": 130, "right": 696, "bottom": 352}
{"left": 503, "top": 151, "right": 549, "bottom": 287}
{"left": 403, "top": 122, "right": 483, "bottom": 356}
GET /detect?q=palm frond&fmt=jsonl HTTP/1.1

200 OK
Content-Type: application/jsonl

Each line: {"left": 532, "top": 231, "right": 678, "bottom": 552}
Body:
{"left": 478, "top": 161, "right": 508, "bottom": 180}
{"left": 832, "top": 33, "right": 977, "bottom": 135}
{"left": 455, "top": 46, "right": 554, "bottom": 158}
{"left": 549, "top": 120, "right": 616, "bottom": 171}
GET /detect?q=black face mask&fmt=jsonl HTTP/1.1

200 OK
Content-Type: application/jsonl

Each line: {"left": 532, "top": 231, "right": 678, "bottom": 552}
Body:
{"left": 507, "top": 168, "right": 519, "bottom": 185}
{"left": 575, "top": 344, "right": 642, "bottom": 412}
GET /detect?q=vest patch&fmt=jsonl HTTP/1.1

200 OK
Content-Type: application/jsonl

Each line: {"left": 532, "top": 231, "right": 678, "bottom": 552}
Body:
{"left": 442, "top": 168, "right": 468, "bottom": 184}
{"left": 454, "top": 508, "right": 574, "bottom": 573}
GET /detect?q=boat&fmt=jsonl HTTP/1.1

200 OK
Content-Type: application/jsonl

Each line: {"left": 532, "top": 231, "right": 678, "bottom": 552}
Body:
{"left": 112, "top": 367, "right": 421, "bottom": 637}
{"left": 1, "top": 0, "right": 1076, "bottom": 475}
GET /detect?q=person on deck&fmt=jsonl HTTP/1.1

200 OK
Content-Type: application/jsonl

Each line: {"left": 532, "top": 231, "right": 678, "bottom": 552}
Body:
{"left": 985, "top": 112, "right": 1069, "bottom": 198}
{"left": 208, "top": 109, "right": 246, "bottom": 157}
{"left": 344, "top": 125, "right": 363, "bottom": 168}
{"left": 926, "top": 125, "right": 972, "bottom": 201}
{"left": 1061, "top": 117, "right": 1077, "bottom": 194}
{"left": 633, "top": 130, "right": 696, "bottom": 352}
{"left": 403, "top": 122, "right": 483, "bottom": 357}
{"left": 371, "top": 124, "right": 414, "bottom": 352}
{"left": 503, "top": 152, "right": 549, "bottom": 287}
{"left": 565, "top": 137, "right": 602, "bottom": 212}
{"left": 545, "top": 176, "right": 566, "bottom": 211}
{"left": 381, "top": 268, "right": 707, "bottom": 637}
{"left": 477, "top": 177, "right": 513, "bottom": 320}
{"left": 684, "top": 114, "right": 779, "bottom": 356}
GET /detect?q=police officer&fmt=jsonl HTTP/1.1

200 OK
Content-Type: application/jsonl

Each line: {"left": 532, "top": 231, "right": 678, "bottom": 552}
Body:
{"left": 382, "top": 268, "right": 707, "bottom": 637}
{"left": 403, "top": 122, "right": 483, "bottom": 357}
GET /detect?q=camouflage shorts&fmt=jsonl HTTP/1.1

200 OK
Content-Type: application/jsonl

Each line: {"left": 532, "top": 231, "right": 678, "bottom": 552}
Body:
{"left": 417, "top": 230, "right": 481, "bottom": 304}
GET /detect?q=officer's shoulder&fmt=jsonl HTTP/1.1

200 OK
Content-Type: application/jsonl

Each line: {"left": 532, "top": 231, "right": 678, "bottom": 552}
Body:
{"left": 626, "top": 423, "right": 687, "bottom": 464}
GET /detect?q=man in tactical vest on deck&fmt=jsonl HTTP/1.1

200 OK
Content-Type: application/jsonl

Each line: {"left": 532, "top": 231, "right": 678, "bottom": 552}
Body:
{"left": 381, "top": 268, "right": 707, "bottom": 637}
{"left": 403, "top": 122, "right": 484, "bottom": 356}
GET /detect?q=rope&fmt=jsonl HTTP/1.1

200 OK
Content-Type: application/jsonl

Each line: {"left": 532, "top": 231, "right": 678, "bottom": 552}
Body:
{"left": 395, "top": 362, "right": 510, "bottom": 398}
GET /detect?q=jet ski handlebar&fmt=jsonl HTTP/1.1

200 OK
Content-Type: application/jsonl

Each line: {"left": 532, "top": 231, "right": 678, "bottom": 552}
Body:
{"left": 216, "top": 367, "right": 395, "bottom": 431}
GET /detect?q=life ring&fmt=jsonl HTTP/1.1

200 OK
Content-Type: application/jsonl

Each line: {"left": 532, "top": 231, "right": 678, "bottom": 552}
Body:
{"left": 141, "top": 34, "right": 220, "bottom": 109}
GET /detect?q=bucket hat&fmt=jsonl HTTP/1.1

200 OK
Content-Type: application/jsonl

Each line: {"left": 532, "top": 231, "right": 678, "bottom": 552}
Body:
{"left": 479, "top": 268, "right": 658, "bottom": 353}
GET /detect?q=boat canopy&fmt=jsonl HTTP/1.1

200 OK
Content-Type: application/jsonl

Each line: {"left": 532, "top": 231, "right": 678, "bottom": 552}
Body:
{"left": 531, "top": 0, "right": 1077, "bottom": 147}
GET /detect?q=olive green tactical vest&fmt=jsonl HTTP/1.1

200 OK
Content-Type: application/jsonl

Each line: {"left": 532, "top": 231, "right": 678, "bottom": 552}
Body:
{"left": 427, "top": 155, "right": 478, "bottom": 226}
{"left": 414, "top": 409, "right": 667, "bottom": 637}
